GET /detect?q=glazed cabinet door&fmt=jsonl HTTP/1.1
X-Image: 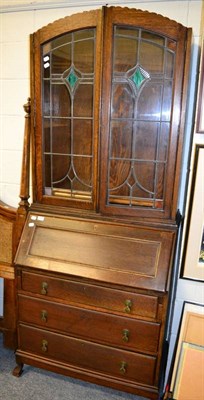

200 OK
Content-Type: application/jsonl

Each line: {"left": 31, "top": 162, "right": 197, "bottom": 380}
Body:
{"left": 100, "top": 7, "right": 191, "bottom": 221}
{"left": 31, "top": 9, "right": 103, "bottom": 210}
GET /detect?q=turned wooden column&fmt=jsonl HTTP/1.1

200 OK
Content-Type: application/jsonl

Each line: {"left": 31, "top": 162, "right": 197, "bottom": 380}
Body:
{"left": 14, "top": 98, "right": 31, "bottom": 254}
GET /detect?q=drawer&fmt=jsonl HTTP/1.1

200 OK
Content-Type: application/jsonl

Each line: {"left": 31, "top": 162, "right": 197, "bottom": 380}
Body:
{"left": 18, "top": 295, "right": 160, "bottom": 353}
{"left": 18, "top": 324, "right": 157, "bottom": 386}
{"left": 19, "top": 270, "right": 159, "bottom": 320}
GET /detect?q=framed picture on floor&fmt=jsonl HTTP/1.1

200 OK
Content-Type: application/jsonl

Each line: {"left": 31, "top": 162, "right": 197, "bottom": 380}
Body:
{"left": 173, "top": 342, "right": 204, "bottom": 400}
{"left": 181, "top": 145, "right": 204, "bottom": 281}
{"left": 170, "top": 301, "right": 204, "bottom": 394}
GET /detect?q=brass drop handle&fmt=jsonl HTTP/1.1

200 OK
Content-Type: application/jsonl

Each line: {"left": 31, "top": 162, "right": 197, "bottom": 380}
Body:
{"left": 124, "top": 299, "right": 132, "bottom": 313}
{"left": 41, "top": 310, "right": 48, "bottom": 322}
{"left": 122, "top": 329, "right": 129, "bottom": 343}
{"left": 41, "top": 282, "right": 48, "bottom": 295}
{"left": 41, "top": 339, "right": 48, "bottom": 353}
{"left": 120, "top": 361, "right": 127, "bottom": 374}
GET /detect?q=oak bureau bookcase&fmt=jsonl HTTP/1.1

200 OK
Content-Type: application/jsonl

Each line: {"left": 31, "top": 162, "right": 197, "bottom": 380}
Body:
{"left": 13, "top": 7, "right": 192, "bottom": 400}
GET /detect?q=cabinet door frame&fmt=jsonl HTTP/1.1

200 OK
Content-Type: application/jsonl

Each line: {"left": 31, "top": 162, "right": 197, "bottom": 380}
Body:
{"left": 30, "top": 9, "right": 103, "bottom": 211}
{"left": 99, "top": 7, "right": 192, "bottom": 222}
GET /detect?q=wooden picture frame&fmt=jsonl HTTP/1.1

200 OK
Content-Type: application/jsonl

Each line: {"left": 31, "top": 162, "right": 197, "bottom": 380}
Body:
{"left": 181, "top": 145, "right": 204, "bottom": 281}
{"left": 196, "top": 39, "right": 204, "bottom": 133}
{"left": 173, "top": 342, "right": 204, "bottom": 400}
{"left": 170, "top": 302, "right": 204, "bottom": 394}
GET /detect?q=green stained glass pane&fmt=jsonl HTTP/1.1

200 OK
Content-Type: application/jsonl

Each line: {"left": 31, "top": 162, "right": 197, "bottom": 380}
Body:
{"left": 131, "top": 68, "right": 146, "bottom": 90}
{"left": 66, "top": 69, "right": 78, "bottom": 89}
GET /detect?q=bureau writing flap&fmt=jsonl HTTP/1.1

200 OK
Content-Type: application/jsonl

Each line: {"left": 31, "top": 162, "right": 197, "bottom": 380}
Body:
{"left": 15, "top": 212, "right": 176, "bottom": 292}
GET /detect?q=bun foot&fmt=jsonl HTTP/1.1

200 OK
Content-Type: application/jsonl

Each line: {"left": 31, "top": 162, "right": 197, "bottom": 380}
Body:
{"left": 13, "top": 363, "right": 24, "bottom": 377}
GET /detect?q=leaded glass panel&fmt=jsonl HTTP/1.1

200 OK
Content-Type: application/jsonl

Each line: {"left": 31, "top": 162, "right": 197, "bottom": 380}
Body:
{"left": 42, "top": 28, "right": 95, "bottom": 200}
{"left": 107, "top": 26, "right": 176, "bottom": 209}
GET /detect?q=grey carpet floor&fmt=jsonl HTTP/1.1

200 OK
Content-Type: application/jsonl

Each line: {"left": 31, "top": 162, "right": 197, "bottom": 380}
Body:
{"left": 0, "top": 334, "right": 148, "bottom": 400}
